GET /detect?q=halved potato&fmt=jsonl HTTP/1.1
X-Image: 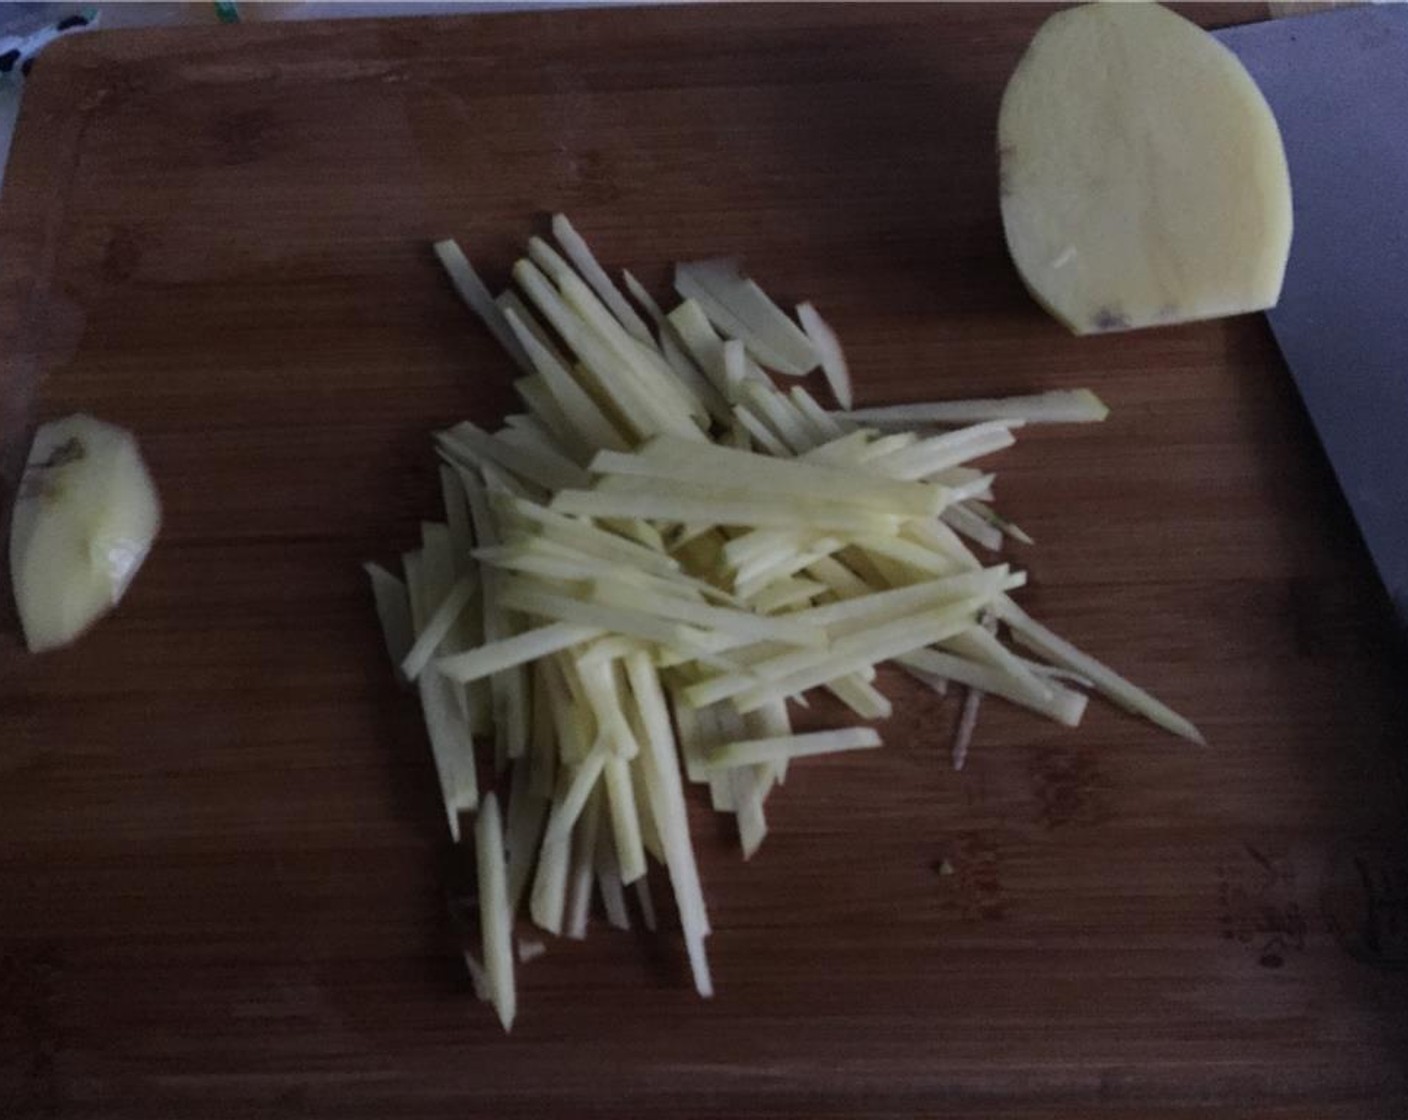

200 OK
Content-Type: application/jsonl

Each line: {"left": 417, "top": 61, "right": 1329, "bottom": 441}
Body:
{"left": 999, "top": 3, "right": 1292, "bottom": 334}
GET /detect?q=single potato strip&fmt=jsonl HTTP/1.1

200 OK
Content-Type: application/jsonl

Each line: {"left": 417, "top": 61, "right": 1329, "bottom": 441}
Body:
{"left": 702, "top": 727, "right": 882, "bottom": 771}
{"left": 842, "top": 389, "right": 1108, "bottom": 426}
{"left": 592, "top": 437, "right": 948, "bottom": 517}
{"left": 552, "top": 482, "right": 904, "bottom": 536}
{"left": 435, "top": 622, "right": 604, "bottom": 685}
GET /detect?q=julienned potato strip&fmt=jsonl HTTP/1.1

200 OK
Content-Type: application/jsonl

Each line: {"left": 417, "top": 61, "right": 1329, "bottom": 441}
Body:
{"left": 366, "top": 216, "right": 1201, "bottom": 1032}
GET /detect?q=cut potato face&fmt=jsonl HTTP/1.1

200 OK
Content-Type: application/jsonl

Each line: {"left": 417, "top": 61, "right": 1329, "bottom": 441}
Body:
{"left": 998, "top": 2, "right": 1292, "bottom": 334}
{"left": 10, "top": 414, "right": 161, "bottom": 653}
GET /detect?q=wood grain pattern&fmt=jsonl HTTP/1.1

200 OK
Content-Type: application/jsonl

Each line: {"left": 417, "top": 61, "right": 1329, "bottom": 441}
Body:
{"left": 1, "top": 5, "right": 1405, "bottom": 1117}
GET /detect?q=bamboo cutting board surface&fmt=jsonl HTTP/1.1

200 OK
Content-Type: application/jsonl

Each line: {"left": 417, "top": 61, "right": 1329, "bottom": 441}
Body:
{"left": 0, "top": 5, "right": 1405, "bottom": 1117}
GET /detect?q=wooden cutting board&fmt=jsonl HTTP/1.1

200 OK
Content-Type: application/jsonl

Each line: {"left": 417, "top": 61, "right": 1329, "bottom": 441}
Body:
{"left": 1, "top": 6, "right": 1405, "bottom": 1117}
